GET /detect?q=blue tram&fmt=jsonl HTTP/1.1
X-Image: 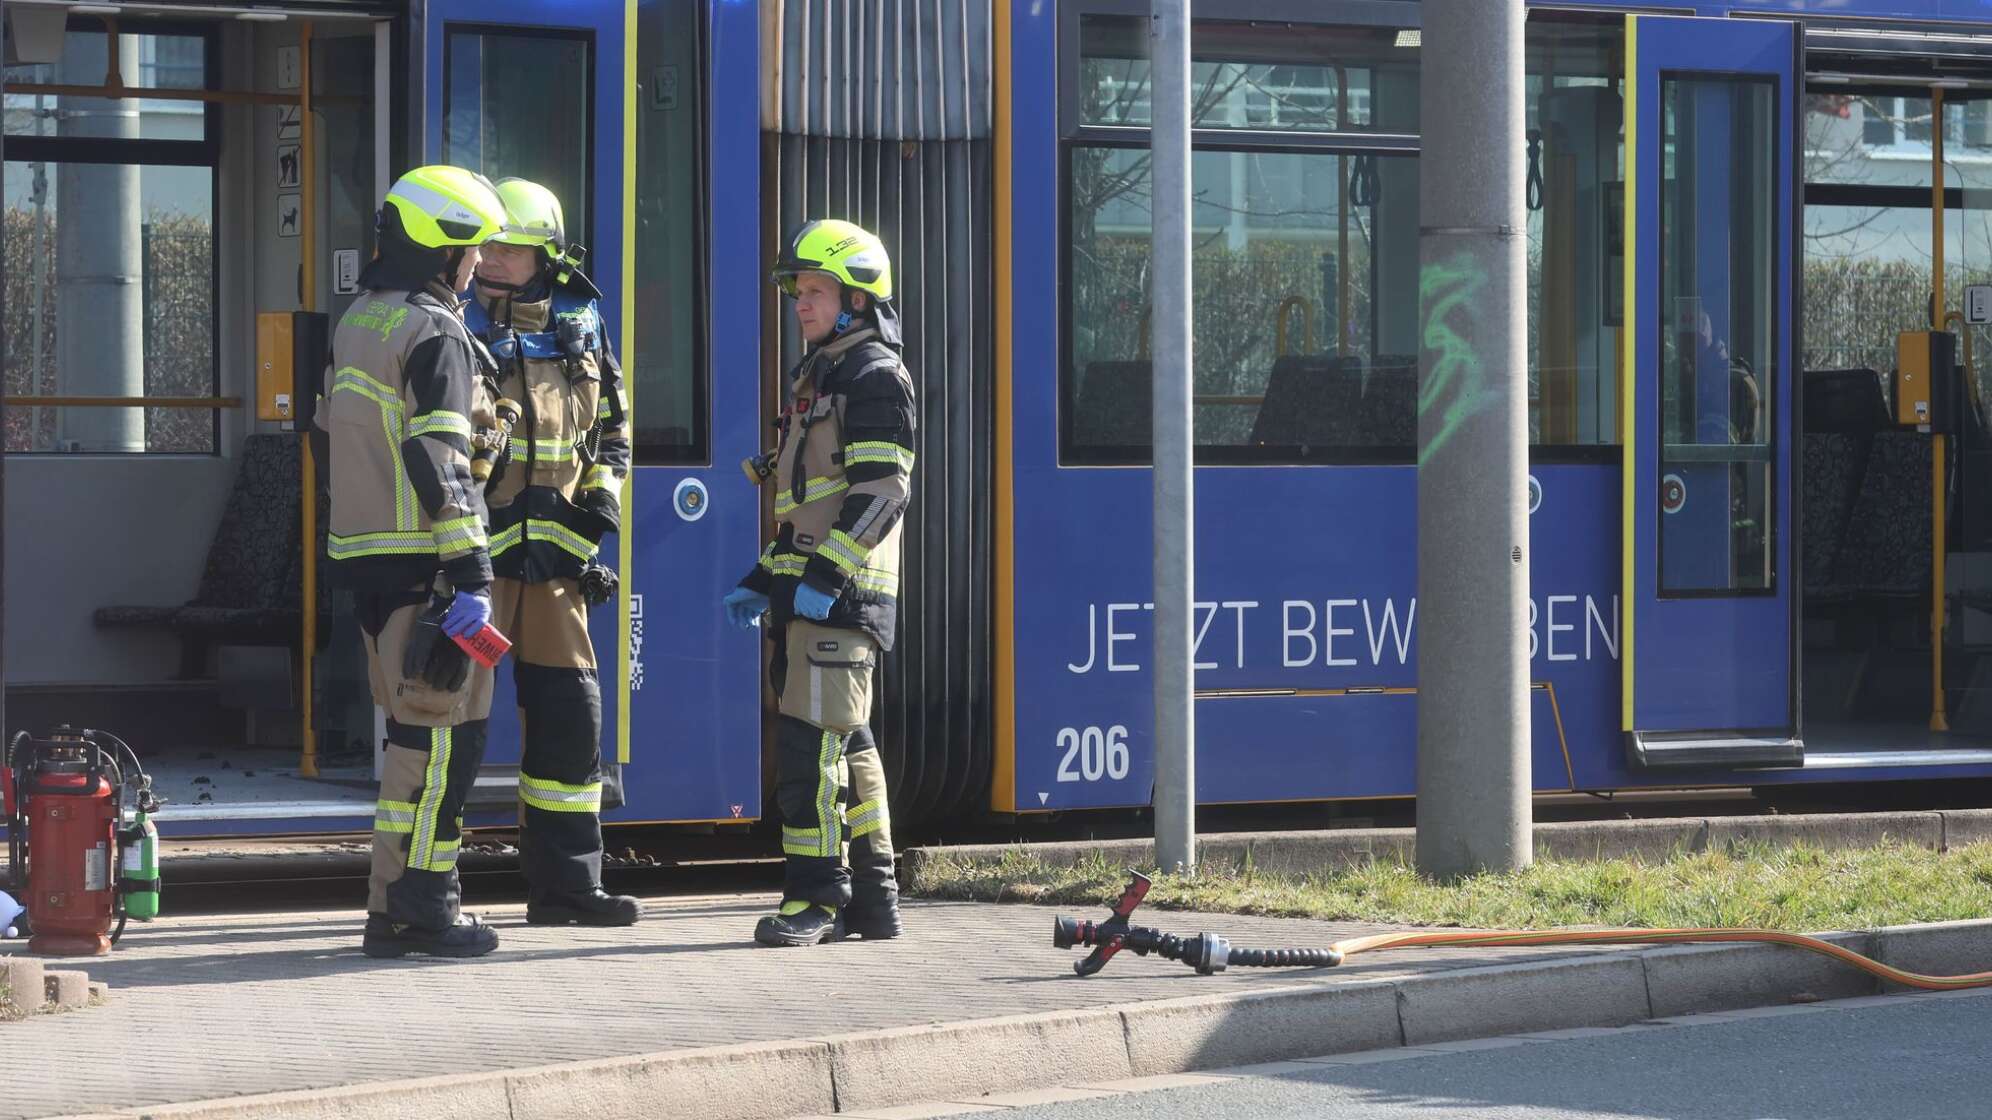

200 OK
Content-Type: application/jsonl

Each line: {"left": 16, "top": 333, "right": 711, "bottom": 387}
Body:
{"left": 8, "top": 0, "right": 1992, "bottom": 836}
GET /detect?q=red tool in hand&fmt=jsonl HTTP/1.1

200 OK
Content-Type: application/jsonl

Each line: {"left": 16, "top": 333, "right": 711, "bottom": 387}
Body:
{"left": 451, "top": 621, "right": 511, "bottom": 668}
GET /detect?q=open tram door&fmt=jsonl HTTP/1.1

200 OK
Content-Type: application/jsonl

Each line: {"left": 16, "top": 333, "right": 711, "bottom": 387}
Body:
{"left": 416, "top": 0, "right": 634, "bottom": 810}
{"left": 417, "top": 0, "right": 761, "bottom": 826}
{"left": 1622, "top": 15, "right": 1802, "bottom": 770}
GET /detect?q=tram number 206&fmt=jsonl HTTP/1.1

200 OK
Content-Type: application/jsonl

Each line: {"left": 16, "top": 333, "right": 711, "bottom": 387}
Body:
{"left": 1055, "top": 725, "right": 1131, "bottom": 783}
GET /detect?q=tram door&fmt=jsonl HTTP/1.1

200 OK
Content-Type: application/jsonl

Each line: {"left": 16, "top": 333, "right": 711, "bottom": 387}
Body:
{"left": 1623, "top": 15, "right": 1800, "bottom": 766}
{"left": 421, "top": 0, "right": 632, "bottom": 800}
{"left": 422, "top": 0, "right": 763, "bottom": 823}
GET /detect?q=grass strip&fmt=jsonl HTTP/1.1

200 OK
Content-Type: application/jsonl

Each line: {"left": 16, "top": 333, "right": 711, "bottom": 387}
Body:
{"left": 907, "top": 842, "right": 1992, "bottom": 931}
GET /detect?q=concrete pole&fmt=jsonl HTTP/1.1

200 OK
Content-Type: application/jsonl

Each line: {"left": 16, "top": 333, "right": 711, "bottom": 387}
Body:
{"left": 56, "top": 30, "right": 145, "bottom": 453}
{"left": 1414, "top": 0, "right": 1532, "bottom": 879}
{"left": 1150, "top": 0, "right": 1195, "bottom": 876}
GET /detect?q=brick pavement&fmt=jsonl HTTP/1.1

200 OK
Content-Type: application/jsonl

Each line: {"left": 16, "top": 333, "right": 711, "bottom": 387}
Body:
{"left": 5, "top": 894, "right": 1620, "bottom": 1120}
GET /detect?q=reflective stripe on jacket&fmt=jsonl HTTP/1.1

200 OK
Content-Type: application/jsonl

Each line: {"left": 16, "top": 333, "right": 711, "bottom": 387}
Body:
{"left": 466, "top": 288, "right": 630, "bottom": 583}
{"left": 319, "top": 282, "right": 494, "bottom": 592}
{"left": 737, "top": 327, "right": 916, "bottom": 651}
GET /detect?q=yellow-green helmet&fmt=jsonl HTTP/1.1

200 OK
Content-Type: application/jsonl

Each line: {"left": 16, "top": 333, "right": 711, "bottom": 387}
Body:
{"left": 771, "top": 219, "right": 893, "bottom": 303}
{"left": 381, "top": 165, "right": 506, "bottom": 250}
{"left": 491, "top": 177, "right": 566, "bottom": 258}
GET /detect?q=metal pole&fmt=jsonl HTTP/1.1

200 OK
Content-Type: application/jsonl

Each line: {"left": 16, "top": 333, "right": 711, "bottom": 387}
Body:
{"left": 1414, "top": 0, "right": 1531, "bottom": 879}
{"left": 1150, "top": 0, "right": 1195, "bottom": 875}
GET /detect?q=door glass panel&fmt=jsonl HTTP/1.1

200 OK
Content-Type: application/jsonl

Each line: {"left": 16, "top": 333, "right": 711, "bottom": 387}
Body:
{"left": 1658, "top": 74, "right": 1777, "bottom": 595}
{"left": 1952, "top": 103, "right": 1992, "bottom": 719}
{"left": 443, "top": 29, "right": 591, "bottom": 250}
{"left": 633, "top": 0, "right": 706, "bottom": 463}
{"left": 1527, "top": 17, "right": 1625, "bottom": 448}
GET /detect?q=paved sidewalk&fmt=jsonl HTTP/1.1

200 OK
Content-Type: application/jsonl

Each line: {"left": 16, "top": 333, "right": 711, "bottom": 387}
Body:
{"left": 7, "top": 893, "right": 1631, "bottom": 1120}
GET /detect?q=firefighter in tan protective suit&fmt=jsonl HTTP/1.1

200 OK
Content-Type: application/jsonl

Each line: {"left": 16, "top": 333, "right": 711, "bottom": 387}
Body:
{"left": 723, "top": 220, "right": 916, "bottom": 947}
{"left": 466, "top": 179, "right": 641, "bottom": 927}
{"left": 321, "top": 165, "right": 508, "bottom": 959}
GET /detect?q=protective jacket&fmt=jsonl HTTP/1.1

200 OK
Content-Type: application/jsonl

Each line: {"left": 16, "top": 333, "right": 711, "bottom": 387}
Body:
{"left": 466, "top": 280, "right": 630, "bottom": 584}
{"left": 320, "top": 278, "right": 495, "bottom": 593}
{"left": 738, "top": 327, "right": 917, "bottom": 649}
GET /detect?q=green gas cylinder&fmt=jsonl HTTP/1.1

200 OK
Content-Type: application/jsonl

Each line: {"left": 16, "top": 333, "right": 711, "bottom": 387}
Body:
{"left": 121, "top": 810, "right": 160, "bottom": 920}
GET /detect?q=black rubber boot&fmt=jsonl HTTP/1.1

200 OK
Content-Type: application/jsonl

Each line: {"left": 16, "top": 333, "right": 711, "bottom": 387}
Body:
{"left": 362, "top": 913, "right": 500, "bottom": 959}
{"left": 843, "top": 899, "right": 902, "bottom": 940}
{"left": 753, "top": 903, "right": 844, "bottom": 947}
{"left": 526, "top": 888, "right": 643, "bottom": 927}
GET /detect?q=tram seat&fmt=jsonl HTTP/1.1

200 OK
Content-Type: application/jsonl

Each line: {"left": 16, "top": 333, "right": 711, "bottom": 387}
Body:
{"left": 1831, "top": 430, "right": 1933, "bottom": 599}
{"left": 1801, "top": 432, "right": 1868, "bottom": 596}
{"left": 1804, "top": 367, "right": 1892, "bottom": 435}
{"left": 93, "top": 434, "right": 318, "bottom": 679}
{"left": 1249, "top": 355, "right": 1365, "bottom": 450}
{"left": 1800, "top": 369, "right": 1891, "bottom": 599}
{"left": 1358, "top": 356, "right": 1418, "bottom": 447}
{"left": 1073, "top": 360, "right": 1152, "bottom": 450}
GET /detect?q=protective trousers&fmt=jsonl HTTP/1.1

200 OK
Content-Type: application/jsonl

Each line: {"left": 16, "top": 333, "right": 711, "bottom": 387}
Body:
{"left": 491, "top": 576, "right": 606, "bottom": 898}
{"left": 360, "top": 587, "right": 496, "bottom": 930}
{"left": 770, "top": 620, "right": 896, "bottom": 912}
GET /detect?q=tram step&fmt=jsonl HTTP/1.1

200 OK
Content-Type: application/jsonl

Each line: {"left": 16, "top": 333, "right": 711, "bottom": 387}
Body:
{"left": 1628, "top": 732, "right": 1803, "bottom": 771}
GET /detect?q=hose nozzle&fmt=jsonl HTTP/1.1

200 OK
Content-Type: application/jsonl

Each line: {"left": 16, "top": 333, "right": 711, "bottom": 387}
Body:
{"left": 741, "top": 449, "right": 777, "bottom": 486}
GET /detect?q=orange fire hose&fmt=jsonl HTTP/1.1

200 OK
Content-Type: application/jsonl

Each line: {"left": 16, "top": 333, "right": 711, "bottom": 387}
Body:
{"left": 1330, "top": 928, "right": 1992, "bottom": 991}
{"left": 1055, "top": 873, "right": 1992, "bottom": 989}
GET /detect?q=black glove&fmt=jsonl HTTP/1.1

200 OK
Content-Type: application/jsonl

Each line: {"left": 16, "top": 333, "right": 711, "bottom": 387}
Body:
{"left": 403, "top": 595, "right": 471, "bottom": 693}
{"left": 579, "top": 562, "right": 619, "bottom": 607}
{"left": 574, "top": 486, "right": 620, "bottom": 538}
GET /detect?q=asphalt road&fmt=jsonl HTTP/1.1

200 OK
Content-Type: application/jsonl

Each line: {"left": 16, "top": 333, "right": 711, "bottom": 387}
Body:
{"left": 996, "top": 991, "right": 1992, "bottom": 1120}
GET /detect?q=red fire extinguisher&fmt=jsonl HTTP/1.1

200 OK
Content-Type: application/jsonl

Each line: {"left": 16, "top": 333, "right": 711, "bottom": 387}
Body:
{"left": 4, "top": 726, "right": 159, "bottom": 956}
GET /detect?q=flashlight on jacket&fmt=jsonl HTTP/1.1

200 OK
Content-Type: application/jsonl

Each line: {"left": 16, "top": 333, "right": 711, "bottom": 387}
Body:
{"left": 741, "top": 448, "right": 777, "bottom": 486}
{"left": 471, "top": 397, "right": 522, "bottom": 483}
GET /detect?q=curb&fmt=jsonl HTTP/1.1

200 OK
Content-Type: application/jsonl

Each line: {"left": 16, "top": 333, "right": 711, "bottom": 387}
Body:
{"left": 901, "top": 808, "right": 1992, "bottom": 880}
{"left": 49, "top": 917, "right": 1992, "bottom": 1120}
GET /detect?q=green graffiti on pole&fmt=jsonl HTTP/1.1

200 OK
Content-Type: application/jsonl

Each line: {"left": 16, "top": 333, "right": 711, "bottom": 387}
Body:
{"left": 1417, "top": 252, "right": 1494, "bottom": 468}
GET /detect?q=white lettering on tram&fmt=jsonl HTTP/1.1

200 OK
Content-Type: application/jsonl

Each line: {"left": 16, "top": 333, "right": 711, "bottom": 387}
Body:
{"left": 1068, "top": 593, "right": 1621, "bottom": 674}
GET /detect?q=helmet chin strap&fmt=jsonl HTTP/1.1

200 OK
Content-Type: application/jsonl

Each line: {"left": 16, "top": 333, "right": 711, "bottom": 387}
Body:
{"left": 831, "top": 287, "right": 865, "bottom": 337}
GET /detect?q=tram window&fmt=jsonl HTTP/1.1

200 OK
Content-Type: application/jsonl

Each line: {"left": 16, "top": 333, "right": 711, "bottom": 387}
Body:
{"left": 1063, "top": 10, "right": 1422, "bottom": 466}
{"left": 1813, "top": 98, "right": 1992, "bottom": 189}
{"left": 1064, "top": 147, "right": 1421, "bottom": 464}
{"left": 5, "top": 27, "right": 210, "bottom": 141}
{"left": 1525, "top": 17, "right": 1624, "bottom": 451}
{"left": 444, "top": 29, "right": 591, "bottom": 252}
{"left": 631, "top": 0, "right": 707, "bottom": 464}
{"left": 3, "top": 21, "right": 220, "bottom": 455}
{"left": 1803, "top": 204, "right": 1968, "bottom": 374}
{"left": 1657, "top": 75, "right": 1778, "bottom": 596}
{"left": 1076, "top": 15, "right": 1419, "bottom": 135}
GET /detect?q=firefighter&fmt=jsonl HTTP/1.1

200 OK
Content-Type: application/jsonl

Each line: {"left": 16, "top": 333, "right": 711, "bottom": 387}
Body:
{"left": 723, "top": 220, "right": 916, "bottom": 947}
{"left": 466, "top": 178, "right": 641, "bottom": 927}
{"left": 321, "top": 165, "right": 509, "bottom": 959}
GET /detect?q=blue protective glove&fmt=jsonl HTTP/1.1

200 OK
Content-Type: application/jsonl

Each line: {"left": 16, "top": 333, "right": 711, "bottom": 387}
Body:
{"left": 792, "top": 583, "right": 837, "bottom": 621}
{"left": 722, "top": 586, "right": 770, "bottom": 630}
{"left": 440, "top": 589, "right": 491, "bottom": 638}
